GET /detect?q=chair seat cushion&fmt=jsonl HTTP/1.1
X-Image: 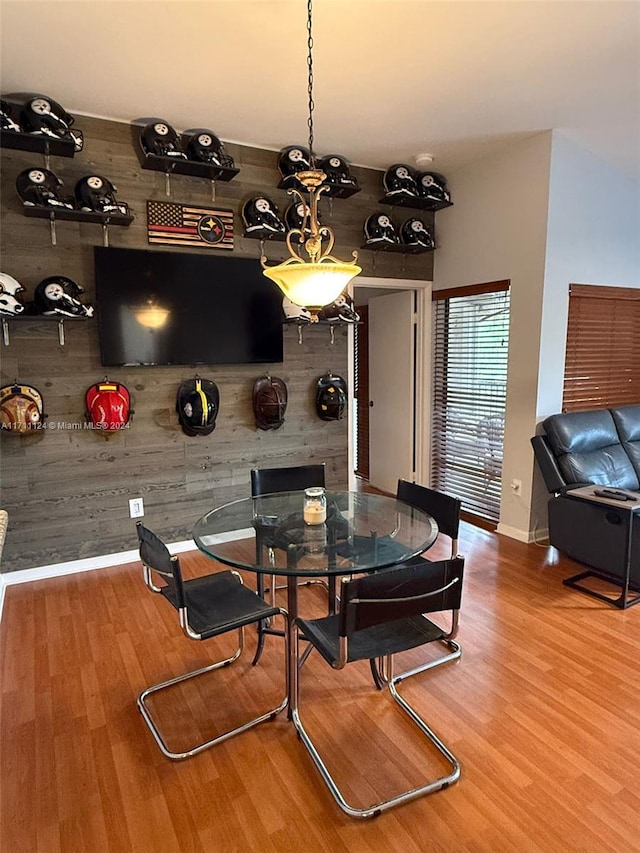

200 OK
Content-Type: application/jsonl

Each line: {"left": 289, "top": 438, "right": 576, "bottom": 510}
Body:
{"left": 162, "top": 571, "right": 281, "bottom": 639}
{"left": 296, "top": 613, "right": 444, "bottom": 666}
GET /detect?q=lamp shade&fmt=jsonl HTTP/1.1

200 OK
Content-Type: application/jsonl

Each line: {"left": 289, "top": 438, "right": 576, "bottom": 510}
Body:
{"left": 263, "top": 259, "right": 361, "bottom": 310}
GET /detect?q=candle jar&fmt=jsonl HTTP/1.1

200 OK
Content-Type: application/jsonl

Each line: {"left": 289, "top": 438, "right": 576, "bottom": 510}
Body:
{"left": 303, "top": 486, "right": 327, "bottom": 525}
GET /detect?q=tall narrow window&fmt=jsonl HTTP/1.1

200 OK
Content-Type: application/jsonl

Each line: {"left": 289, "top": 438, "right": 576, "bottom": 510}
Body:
{"left": 432, "top": 282, "right": 510, "bottom": 525}
{"left": 563, "top": 284, "right": 640, "bottom": 412}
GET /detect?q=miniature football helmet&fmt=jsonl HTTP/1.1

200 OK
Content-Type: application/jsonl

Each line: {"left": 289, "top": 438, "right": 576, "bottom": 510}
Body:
{"left": 416, "top": 171, "right": 450, "bottom": 202}
{"left": 316, "top": 373, "right": 348, "bottom": 421}
{"left": 278, "top": 145, "right": 311, "bottom": 180}
{"left": 242, "top": 196, "right": 286, "bottom": 234}
{"left": 16, "top": 168, "right": 75, "bottom": 210}
{"left": 85, "top": 381, "right": 131, "bottom": 433}
{"left": 33, "top": 276, "right": 94, "bottom": 318}
{"left": 75, "top": 175, "right": 128, "bottom": 215}
{"left": 0, "top": 272, "right": 26, "bottom": 316}
{"left": 282, "top": 297, "right": 312, "bottom": 324}
{"left": 363, "top": 212, "right": 398, "bottom": 246}
{"left": 19, "top": 94, "right": 83, "bottom": 151}
{"left": 182, "top": 128, "right": 234, "bottom": 168}
{"left": 318, "top": 154, "right": 357, "bottom": 188}
{"left": 317, "top": 293, "right": 360, "bottom": 324}
{"left": 140, "top": 120, "right": 186, "bottom": 158}
{"left": 252, "top": 376, "right": 288, "bottom": 431}
{"left": 383, "top": 164, "right": 418, "bottom": 198}
{"left": 0, "top": 99, "right": 21, "bottom": 133}
{"left": 400, "top": 217, "right": 435, "bottom": 249}
{"left": 176, "top": 377, "right": 219, "bottom": 437}
{"left": 0, "top": 383, "right": 45, "bottom": 434}
{"left": 284, "top": 200, "right": 322, "bottom": 232}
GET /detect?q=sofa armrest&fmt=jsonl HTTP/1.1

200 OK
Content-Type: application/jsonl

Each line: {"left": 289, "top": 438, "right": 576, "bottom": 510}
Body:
{"left": 531, "top": 435, "right": 567, "bottom": 493}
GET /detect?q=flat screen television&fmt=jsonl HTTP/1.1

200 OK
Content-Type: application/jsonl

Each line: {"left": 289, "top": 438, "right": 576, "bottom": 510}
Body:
{"left": 94, "top": 246, "right": 284, "bottom": 366}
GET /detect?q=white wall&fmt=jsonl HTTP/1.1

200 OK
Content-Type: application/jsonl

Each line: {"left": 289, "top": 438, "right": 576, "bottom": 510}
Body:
{"left": 432, "top": 132, "right": 553, "bottom": 541}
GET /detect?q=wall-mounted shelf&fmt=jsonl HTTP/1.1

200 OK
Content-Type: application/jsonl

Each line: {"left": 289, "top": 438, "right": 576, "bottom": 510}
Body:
{"left": 1, "top": 314, "right": 89, "bottom": 346}
{"left": 360, "top": 241, "right": 434, "bottom": 255}
{"left": 284, "top": 320, "right": 359, "bottom": 345}
{"left": 378, "top": 194, "right": 453, "bottom": 212}
{"left": 278, "top": 176, "right": 360, "bottom": 199}
{"left": 245, "top": 229, "right": 287, "bottom": 242}
{"left": 21, "top": 205, "right": 133, "bottom": 247}
{"left": 0, "top": 129, "right": 78, "bottom": 164}
{"left": 137, "top": 150, "right": 240, "bottom": 182}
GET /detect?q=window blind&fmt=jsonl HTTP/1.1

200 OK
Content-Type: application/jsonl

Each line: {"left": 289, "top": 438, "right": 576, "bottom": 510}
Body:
{"left": 432, "top": 282, "right": 510, "bottom": 524}
{"left": 563, "top": 284, "right": 640, "bottom": 412}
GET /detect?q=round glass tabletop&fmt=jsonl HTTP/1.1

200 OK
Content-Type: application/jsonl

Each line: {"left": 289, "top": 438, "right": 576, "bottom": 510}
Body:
{"left": 193, "top": 490, "right": 438, "bottom": 577}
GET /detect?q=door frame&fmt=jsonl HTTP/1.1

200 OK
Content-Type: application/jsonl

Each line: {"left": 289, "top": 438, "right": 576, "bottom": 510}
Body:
{"left": 347, "top": 276, "right": 432, "bottom": 491}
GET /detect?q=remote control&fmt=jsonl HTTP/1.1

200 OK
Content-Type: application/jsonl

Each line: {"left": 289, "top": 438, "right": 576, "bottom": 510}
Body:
{"left": 593, "top": 488, "right": 636, "bottom": 501}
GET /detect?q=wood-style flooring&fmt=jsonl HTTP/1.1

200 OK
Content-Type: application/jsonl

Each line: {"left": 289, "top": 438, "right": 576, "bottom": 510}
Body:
{"left": 2, "top": 523, "right": 640, "bottom": 852}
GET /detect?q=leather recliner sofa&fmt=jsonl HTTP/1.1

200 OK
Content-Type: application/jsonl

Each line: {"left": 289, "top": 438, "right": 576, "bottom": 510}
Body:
{"left": 531, "top": 405, "right": 640, "bottom": 585}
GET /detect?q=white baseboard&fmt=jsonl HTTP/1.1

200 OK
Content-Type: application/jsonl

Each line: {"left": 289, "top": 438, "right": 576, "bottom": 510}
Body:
{"left": 497, "top": 522, "right": 549, "bottom": 544}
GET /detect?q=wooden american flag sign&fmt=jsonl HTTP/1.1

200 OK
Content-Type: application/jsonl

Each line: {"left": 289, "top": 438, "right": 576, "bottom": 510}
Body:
{"left": 147, "top": 201, "right": 234, "bottom": 249}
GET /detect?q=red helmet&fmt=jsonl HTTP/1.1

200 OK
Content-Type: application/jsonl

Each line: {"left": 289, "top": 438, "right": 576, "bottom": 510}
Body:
{"left": 85, "top": 381, "right": 131, "bottom": 433}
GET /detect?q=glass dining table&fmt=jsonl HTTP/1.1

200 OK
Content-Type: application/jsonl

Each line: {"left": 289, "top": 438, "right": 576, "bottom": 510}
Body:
{"left": 193, "top": 489, "right": 438, "bottom": 709}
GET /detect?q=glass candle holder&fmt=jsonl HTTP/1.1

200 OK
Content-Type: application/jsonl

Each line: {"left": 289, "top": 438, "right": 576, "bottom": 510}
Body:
{"left": 303, "top": 486, "right": 327, "bottom": 525}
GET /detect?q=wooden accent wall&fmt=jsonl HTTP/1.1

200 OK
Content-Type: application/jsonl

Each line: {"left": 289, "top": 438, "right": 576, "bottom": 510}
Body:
{"left": 0, "top": 117, "right": 432, "bottom": 571}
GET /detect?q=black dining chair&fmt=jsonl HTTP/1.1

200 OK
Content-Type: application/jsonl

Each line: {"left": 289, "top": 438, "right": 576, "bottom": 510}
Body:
{"left": 292, "top": 556, "right": 465, "bottom": 819}
{"left": 370, "top": 479, "right": 463, "bottom": 688}
{"left": 251, "top": 463, "right": 327, "bottom": 664}
{"left": 136, "top": 521, "right": 288, "bottom": 760}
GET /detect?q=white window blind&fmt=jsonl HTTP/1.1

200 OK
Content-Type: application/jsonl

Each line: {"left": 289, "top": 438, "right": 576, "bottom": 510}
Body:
{"left": 432, "top": 282, "right": 510, "bottom": 524}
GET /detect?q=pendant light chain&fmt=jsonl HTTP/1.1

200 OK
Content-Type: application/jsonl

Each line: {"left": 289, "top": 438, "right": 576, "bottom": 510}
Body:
{"left": 306, "top": 0, "right": 316, "bottom": 167}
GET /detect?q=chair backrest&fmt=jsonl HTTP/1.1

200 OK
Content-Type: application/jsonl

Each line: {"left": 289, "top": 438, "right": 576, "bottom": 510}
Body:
{"left": 339, "top": 557, "right": 464, "bottom": 638}
{"left": 136, "top": 521, "right": 185, "bottom": 608}
{"left": 396, "top": 479, "right": 461, "bottom": 556}
{"left": 251, "top": 463, "right": 326, "bottom": 497}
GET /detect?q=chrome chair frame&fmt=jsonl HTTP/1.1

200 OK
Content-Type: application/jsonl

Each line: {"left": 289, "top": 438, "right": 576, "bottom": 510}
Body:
{"left": 137, "top": 522, "right": 288, "bottom": 761}
{"left": 292, "top": 558, "right": 464, "bottom": 819}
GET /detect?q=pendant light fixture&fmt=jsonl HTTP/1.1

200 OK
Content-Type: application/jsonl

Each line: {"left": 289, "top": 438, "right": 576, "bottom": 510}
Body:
{"left": 262, "top": 0, "right": 361, "bottom": 322}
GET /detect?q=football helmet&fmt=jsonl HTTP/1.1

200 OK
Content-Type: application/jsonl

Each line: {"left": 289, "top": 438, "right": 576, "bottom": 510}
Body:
{"left": 33, "top": 276, "right": 94, "bottom": 318}
{"left": 176, "top": 377, "right": 219, "bottom": 437}
{"left": 282, "top": 297, "right": 312, "bottom": 324}
{"left": 363, "top": 212, "right": 398, "bottom": 246}
{"left": 252, "top": 376, "right": 288, "bottom": 431}
{"left": 85, "top": 381, "right": 131, "bottom": 433}
{"left": 242, "top": 196, "right": 286, "bottom": 234}
{"left": 416, "top": 171, "right": 450, "bottom": 202}
{"left": 16, "top": 168, "right": 75, "bottom": 210}
{"left": 75, "top": 175, "right": 129, "bottom": 215}
{"left": 182, "top": 128, "right": 234, "bottom": 168}
{"left": 140, "top": 120, "right": 186, "bottom": 158}
{"left": 0, "top": 272, "right": 26, "bottom": 316}
{"left": 278, "top": 145, "right": 311, "bottom": 180}
{"left": 284, "top": 200, "right": 322, "bottom": 232}
{"left": 316, "top": 373, "right": 348, "bottom": 421}
{"left": 0, "top": 383, "right": 45, "bottom": 434}
{"left": 383, "top": 164, "right": 418, "bottom": 198}
{"left": 19, "top": 94, "right": 83, "bottom": 151}
{"left": 318, "top": 154, "right": 357, "bottom": 188}
{"left": 317, "top": 293, "right": 360, "bottom": 324}
{"left": 400, "top": 217, "right": 435, "bottom": 249}
{"left": 0, "top": 99, "right": 21, "bottom": 133}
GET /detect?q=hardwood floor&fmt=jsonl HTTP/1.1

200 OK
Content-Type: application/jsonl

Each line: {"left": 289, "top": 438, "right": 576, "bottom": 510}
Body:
{"left": 2, "top": 525, "right": 640, "bottom": 852}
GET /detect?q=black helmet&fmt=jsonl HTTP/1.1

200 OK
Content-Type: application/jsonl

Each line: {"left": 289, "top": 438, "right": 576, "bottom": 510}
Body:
{"left": 399, "top": 217, "right": 434, "bottom": 249}
{"left": 242, "top": 196, "right": 286, "bottom": 234}
{"left": 284, "top": 200, "right": 323, "bottom": 233}
{"left": 182, "top": 128, "right": 234, "bottom": 168}
{"left": 0, "top": 99, "right": 21, "bottom": 133}
{"left": 318, "top": 154, "right": 357, "bottom": 188}
{"left": 33, "top": 276, "right": 94, "bottom": 318}
{"left": 75, "top": 174, "right": 128, "bottom": 215}
{"left": 16, "top": 167, "right": 75, "bottom": 210}
{"left": 278, "top": 145, "right": 311, "bottom": 180}
{"left": 383, "top": 164, "right": 418, "bottom": 198}
{"left": 363, "top": 212, "right": 398, "bottom": 246}
{"left": 140, "top": 120, "right": 186, "bottom": 158}
{"left": 317, "top": 293, "right": 360, "bottom": 324}
{"left": 19, "top": 93, "right": 83, "bottom": 151}
{"left": 416, "top": 171, "right": 450, "bottom": 202}
{"left": 316, "top": 373, "right": 347, "bottom": 421}
{"left": 252, "top": 376, "right": 288, "bottom": 431}
{"left": 176, "top": 377, "right": 219, "bottom": 436}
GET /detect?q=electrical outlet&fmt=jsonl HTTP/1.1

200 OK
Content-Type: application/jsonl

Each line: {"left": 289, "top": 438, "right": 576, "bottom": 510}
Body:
{"left": 129, "top": 497, "right": 144, "bottom": 518}
{"left": 510, "top": 479, "right": 522, "bottom": 496}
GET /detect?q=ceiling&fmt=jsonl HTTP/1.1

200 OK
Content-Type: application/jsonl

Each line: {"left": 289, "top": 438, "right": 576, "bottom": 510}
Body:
{"left": 2, "top": 1, "right": 639, "bottom": 181}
